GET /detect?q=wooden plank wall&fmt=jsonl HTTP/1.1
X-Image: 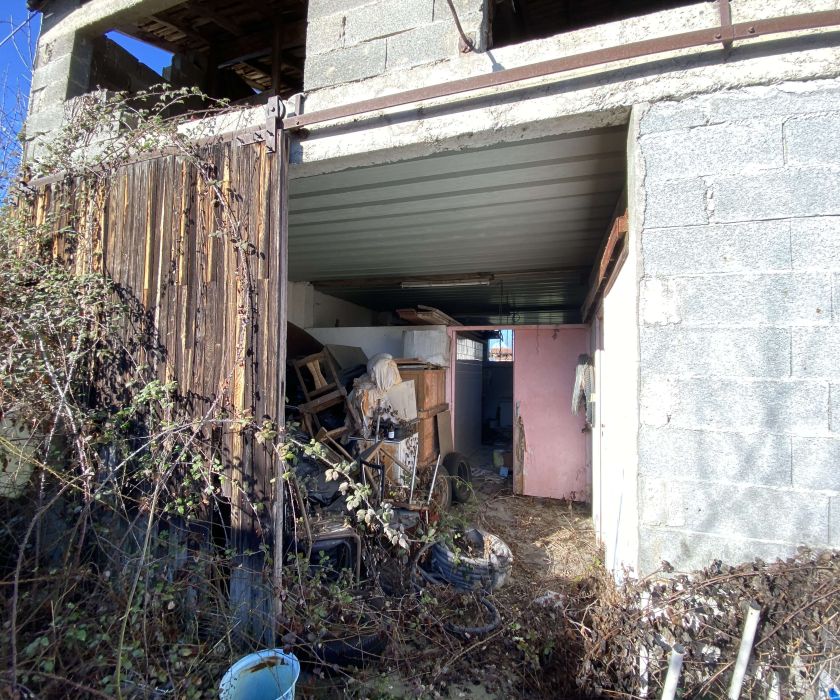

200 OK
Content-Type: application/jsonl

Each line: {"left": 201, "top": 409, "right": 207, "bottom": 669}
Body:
{"left": 29, "top": 137, "right": 288, "bottom": 619}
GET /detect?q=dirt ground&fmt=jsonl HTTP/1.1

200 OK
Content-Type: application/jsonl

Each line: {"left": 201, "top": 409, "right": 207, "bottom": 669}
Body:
{"left": 296, "top": 463, "right": 606, "bottom": 699}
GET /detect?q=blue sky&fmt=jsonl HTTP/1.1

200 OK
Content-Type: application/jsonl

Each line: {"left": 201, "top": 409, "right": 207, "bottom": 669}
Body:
{"left": 0, "top": 1, "right": 172, "bottom": 127}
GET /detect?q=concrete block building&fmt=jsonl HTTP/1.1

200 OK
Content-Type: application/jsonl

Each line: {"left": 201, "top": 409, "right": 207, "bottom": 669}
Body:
{"left": 24, "top": 0, "right": 840, "bottom": 577}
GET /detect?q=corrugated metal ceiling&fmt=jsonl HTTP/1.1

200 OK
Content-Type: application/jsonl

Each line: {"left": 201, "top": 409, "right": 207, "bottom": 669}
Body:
{"left": 288, "top": 126, "right": 627, "bottom": 324}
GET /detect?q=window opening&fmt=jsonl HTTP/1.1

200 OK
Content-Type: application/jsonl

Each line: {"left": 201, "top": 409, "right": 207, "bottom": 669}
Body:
{"left": 490, "top": 0, "right": 704, "bottom": 49}
{"left": 488, "top": 329, "right": 513, "bottom": 362}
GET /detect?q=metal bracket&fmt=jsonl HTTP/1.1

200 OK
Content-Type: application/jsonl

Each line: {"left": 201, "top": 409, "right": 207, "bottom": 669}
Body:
{"left": 717, "top": 0, "right": 734, "bottom": 49}
{"left": 265, "top": 96, "right": 286, "bottom": 152}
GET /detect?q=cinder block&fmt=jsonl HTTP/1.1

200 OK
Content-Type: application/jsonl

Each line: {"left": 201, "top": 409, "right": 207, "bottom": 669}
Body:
{"left": 791, "top": 217, "right": 840, "bottom": 271}
{"left": 307, "top": 12, "right": 346, "bottom": 56}
{"left": 386, "top": 21, "right": 460, "bottom": 69}
{"left": 712, "top": 168, "right": 840, "bottom": 223}
{"left": 673, "top": 272, "right": 831, "bottom": 327}
{"left": 640, "top": 278, "right": 681, "bottom": 326}
{"left": 639, "top": 478, "right": 829, "bottom": 542}
{"left": 639, "top": 101, "right": 709, "bottom": 135}
{"left": 308, "top": 0, "right": 374, "bottom": 20}
{"left": 793, "top": 326, "right": 840, "bottom": 379}
{"left": 641, "top": 377, "right": 829, "bottom": 433}
{"left": 30, "top": 55, "right": 73, "bottom": 93}
{"left": 642, "top": 121, "right": 782, "bottom": 179}
{"left": 640, "top": 326, "right": 790, "bottom": 378}
{"left": 703, "top": 82, "right": 840, "bottom": 123}
{"left": 639, "top": 426, "right": 792, "bottom": 486}
{"left": 792, "top": 437, "right": 840, "bottom": 491}
{"left": 644, "top": 177, "right": 707, "bottom": 228}
{"left": 638, "top": 526, "right": 801, "bottom": 574}
{"left": 304, "top": 39, "right": 387, "bottom": 90}
{"left": 344, "top": 0, "right": 434, "bottom": 45}
{"left": 831, "top": 384, "right": 840, "bottom": 433}
{"left": 644, "top": 219, "right": 791, "bottom": 275}
{"left": 435, "top": 0, "right": 484, "bottom": 20}
{"left": 785, "top": 114, "right": 840, "bottom": 167}
{"left": 831, "top": 498, "right": 840, "bottom": 546}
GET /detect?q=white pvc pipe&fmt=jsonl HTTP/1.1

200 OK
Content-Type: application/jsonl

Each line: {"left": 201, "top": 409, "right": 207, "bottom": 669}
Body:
{"left": 660, "top": 644, "right": 685, "bottom": 700}
{"left": 638, "top": 592, "right": 651, "bottom": 699}
{"left": 728, "top": 602, "right": 762, "bottom": 700}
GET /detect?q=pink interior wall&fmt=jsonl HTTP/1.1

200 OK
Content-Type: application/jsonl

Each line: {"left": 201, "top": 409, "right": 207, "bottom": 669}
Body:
{"left": 514, "top": 327, "right": 588, "bottom": 501}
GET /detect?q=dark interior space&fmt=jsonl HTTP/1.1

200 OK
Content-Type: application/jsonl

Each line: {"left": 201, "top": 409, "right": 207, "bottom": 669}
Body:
{"left": 490, "top": 0, "right": 708, "bottom": 48}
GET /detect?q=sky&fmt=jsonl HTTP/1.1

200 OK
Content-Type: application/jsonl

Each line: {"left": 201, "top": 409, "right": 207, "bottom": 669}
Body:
{"left": 0, "top": 0, "right": 172, "bottom": 189}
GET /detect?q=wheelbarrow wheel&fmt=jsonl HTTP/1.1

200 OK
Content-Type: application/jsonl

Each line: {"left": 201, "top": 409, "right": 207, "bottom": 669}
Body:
{"left": 429, "top": 463, "right": 452, "bottom": 512}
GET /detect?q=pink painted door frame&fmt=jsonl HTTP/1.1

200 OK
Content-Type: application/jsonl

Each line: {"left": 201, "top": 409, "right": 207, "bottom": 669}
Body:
{"left": 446, "top": 325, "right": 589, "bottom": 499}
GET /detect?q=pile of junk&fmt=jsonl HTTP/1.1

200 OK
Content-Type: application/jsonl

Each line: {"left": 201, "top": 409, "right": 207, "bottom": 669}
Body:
{"left": 277, "top": 326, "right": 514, "bottom": 666}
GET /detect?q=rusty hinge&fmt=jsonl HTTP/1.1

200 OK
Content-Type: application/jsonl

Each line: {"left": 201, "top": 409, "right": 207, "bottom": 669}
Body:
{"left": 265, "top": 96, "right": 285, "bottom": 153}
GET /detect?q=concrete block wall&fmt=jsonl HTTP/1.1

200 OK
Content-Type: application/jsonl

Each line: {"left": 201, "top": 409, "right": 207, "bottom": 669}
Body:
{"left": 636, "top": 79, "right": 840, "bottom": 574}
{"left": 305, "top": 0, "right": 485, "bottom": 90}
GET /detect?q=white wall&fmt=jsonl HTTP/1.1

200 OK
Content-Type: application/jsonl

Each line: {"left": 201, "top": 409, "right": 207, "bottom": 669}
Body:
{"left": 287, "top": 282, "right": 376, "bottom": 328}
{"left": 306, "top": 324, "right": 448, "bottom": 362}
{"left": 593, "top": 111, "right": 642, "bottom": 579}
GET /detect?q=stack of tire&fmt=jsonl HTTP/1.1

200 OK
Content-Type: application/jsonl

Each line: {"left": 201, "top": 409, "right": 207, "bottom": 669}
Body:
{"left": 430, "top": 527, "right": 512, "bottom": 592}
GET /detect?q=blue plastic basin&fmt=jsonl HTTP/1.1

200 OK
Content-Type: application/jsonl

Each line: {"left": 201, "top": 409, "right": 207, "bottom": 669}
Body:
{"left": 219, "top": 649, "right": 300, "bottom": 700}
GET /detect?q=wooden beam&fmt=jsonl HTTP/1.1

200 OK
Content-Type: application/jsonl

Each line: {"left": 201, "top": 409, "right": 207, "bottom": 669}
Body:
{"left": 271, "top": 18, "right": 284, "bottom": 95}
{"left": 580, "top": 210, "right": 628, "bottom": 322}
{"left": 147, "top": 14, "right": 210, "bottom": 47}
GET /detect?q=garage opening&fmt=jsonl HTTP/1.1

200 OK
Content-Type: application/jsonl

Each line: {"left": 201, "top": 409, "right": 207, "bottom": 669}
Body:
{"left": 285, "top": 123, "right": 629, "bottom": 582}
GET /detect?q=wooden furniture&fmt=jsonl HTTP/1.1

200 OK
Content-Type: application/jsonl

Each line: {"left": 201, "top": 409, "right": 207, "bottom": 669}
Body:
{"left": 293, "top": 350, "right": 353, "bottom": 439}
{"left": 397, "top": 362, "right": 448, "bottom": 466}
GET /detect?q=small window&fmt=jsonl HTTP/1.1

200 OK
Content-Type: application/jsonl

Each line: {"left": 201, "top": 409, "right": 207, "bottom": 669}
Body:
{"left": 457, "top": 337, "right": 483, "bottom": 361}
{"left": 487, "top": 330, "right": 513, "bottom": 363}
{"left": 490, "top": 0, "right": 703, "bottom": 49}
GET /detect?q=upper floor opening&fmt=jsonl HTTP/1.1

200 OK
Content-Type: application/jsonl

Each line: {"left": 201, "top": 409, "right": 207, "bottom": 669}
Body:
{"left": 489, "top": 0, "right": 706, "bottom": 48}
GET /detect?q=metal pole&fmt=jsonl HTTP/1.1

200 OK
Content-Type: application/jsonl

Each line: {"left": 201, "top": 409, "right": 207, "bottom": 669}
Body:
{"left": 427, "top": 453, "right": 442, "bottom": 505}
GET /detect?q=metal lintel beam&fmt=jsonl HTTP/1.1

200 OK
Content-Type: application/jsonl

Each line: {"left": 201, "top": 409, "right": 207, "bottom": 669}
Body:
{"left": 310, "top": 267, "right": 591, "bottom": 290}
{"left": 283, "top": 9, "right": 840, "bottom": 130}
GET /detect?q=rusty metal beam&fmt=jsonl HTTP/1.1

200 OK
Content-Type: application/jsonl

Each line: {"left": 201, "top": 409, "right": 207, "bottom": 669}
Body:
{"left": 284, "top": 9, "right": 840, "bottom": 130}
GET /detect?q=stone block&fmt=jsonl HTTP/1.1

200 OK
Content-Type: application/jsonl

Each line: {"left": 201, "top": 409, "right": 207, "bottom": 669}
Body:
{"left": 639, "top": 427, "right": 792, "bottom": 486}
{"left": 639, "top": 101, "right": 709, "bottom": 135}
{"left": 640, "top": 377, "right": 828, "bottom": 433}
{"left": 386, "top": 21, "right": 460, "bottom": 69}
{"left": 673, "top": 272, "right": 831, "bottom": 327}
{"left": 639, "top": 478, "right": 829, "bottom": 542}
{"left": 831, "top": 384, "right": 840, "bottom": 433}
{"left": 792, "top": 437, "right": 840, "bottom": 491}
{"left": 791, "top": 217, "right": 840, "bottom": 271}
{"left": 638, "top": 526, "right": 802, "bottom": 575}
{"left": 712, "top": 168, "right": 840, "bottom": 223}
{"left": 435, "top": 0, "right": 484, "bottom": 20}
{"left": 344, "top": 0, "right": 434, "bottom": 45}
{"left": 642, "top": 121, "right": 782, "bottom": 179}
{"left": 640, "top": 326, "right": 790, "bottom": 378}
{"left": 793, "top": 326, "right": 840, "bottom": 379}
{"left": 305, "top": 39, "right": 387, "bottom": 90}
{"left": 643, "top": 220, "right": 791, "bottom": 276}
{"left": 30, "top": 55, "right": 73, "bottom": 94}
{"left": 640, "top": 278, "right": 681, "bottom": 326}
{"left": 644, "top": 177, "right": 707, "bottom": 229}
{"left": 308, "top": 0, "right": 374, "bottom": 19}
{"left": 307, "top": 12, "right": 346, "bottom": 56}
{"left": 785, "top": 114, "right": 840, "bottom": 167}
